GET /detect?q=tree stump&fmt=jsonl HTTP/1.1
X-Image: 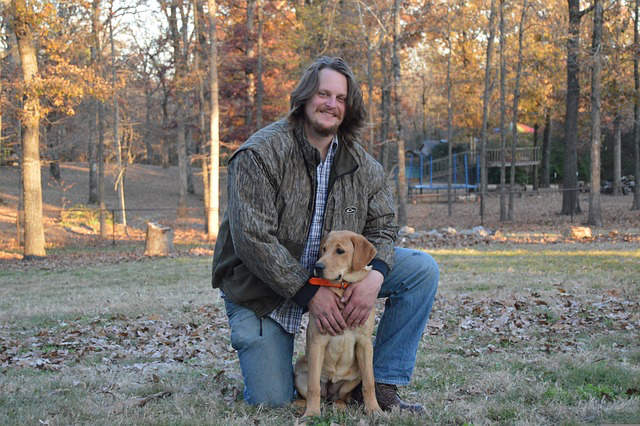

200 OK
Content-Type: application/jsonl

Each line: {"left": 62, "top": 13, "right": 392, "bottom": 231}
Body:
{"left": 561, "top": 226, "right": 592, "bottom": 239}
{"left": 144, "top": 222, "right": 174, "bottom": 256}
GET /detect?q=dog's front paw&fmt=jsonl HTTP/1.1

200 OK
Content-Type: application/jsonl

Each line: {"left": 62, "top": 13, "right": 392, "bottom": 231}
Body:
{"left": 301, "top": 409, "right": 321, "bottom": 419}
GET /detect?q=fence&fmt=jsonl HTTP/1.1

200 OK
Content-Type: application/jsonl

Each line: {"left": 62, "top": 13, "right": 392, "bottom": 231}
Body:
{"left": 7, "top": 186, "right": 636, "bottom": 254}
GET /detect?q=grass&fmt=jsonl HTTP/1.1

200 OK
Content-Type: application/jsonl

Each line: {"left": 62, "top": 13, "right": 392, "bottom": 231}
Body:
{"left": 1, "top": 242, "right": 639, "bottom": 425}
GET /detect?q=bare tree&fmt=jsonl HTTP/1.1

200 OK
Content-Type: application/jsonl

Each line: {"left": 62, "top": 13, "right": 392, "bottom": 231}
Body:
{"left": 165, "top": 0, "right": 189, "bottom": 218}
{"left": 587, "top": 0, "right": 603, "bottom": 226}
{"left": 10, "top": 0, "right": 46, "bottom": 258}
{"left": 108, "top": 3, "right": 126, "bottom": 226}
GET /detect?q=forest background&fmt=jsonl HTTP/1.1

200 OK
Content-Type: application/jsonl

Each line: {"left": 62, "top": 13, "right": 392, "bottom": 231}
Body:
{"left": 1, "top": 0, "right": 640, "bottom": 259}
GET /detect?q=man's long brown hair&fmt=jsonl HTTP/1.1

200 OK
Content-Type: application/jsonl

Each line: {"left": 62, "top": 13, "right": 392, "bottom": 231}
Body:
{"left": 288, "top": 57, "right": 367, "bottom": 147}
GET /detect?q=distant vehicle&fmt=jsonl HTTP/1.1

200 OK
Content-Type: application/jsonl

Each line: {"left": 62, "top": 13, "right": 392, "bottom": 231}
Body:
{"left": 601, "top": 176, "right": 635, "bottom": 195}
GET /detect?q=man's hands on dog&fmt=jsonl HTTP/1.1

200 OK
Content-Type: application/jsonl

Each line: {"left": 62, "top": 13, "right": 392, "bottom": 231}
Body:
{"left": 341, "top": 270, "right": 383, "bottom": 329}
{"left": 308, "top": 287, "right": 347, "bottom": 336}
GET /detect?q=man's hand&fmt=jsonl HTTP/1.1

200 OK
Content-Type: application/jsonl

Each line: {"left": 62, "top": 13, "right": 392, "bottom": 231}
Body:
{"left": 307, "top": 286, "right": 347, "bottom": 336}
{"left": 341, "top": 270, "right": 383, "bottom": 329}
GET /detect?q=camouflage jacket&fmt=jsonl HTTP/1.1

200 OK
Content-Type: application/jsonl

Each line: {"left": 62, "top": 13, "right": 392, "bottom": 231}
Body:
{"left": 211, "top": 119, "right": 398, "bottom": 318}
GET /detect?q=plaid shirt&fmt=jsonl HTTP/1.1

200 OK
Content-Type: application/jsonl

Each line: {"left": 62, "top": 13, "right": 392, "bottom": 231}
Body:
{"left": 268, "top": 136, "right": 339, "bottom": 334}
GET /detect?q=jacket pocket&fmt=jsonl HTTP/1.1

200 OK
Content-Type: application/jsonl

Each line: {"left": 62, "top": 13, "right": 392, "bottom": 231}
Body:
{"left": 224, "top": 263, "right": 277, "bottom": 304}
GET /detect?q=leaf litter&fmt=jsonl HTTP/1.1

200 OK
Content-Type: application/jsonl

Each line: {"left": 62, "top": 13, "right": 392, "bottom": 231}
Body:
{"left": 424, "top": 288, "right": 639, "bottom": 357}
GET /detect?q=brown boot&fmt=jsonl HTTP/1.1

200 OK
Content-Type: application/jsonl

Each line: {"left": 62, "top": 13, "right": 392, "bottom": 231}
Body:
{"left": 350, "top": 383, "right": 426, "bottom": 413}
{"left": 374, "top": 383, "right": 426, "bottom": 413}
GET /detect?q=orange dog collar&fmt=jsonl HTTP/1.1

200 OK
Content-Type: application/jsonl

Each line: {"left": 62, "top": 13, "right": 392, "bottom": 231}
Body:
{"left": 309, "top": 277, "right": 350, "bottom": 289}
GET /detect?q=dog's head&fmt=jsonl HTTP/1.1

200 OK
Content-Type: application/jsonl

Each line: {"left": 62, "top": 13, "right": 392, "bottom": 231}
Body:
{"left": 313, "top": 230, "right": 377, "bottom": 283}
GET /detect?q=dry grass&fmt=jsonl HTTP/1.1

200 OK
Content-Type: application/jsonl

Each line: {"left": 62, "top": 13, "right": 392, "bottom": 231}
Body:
{"left": 1, "top": 162, "right": 639, "bottom": 424}
{"left": 1, "top": 244, "right": 639, "bottom": 425}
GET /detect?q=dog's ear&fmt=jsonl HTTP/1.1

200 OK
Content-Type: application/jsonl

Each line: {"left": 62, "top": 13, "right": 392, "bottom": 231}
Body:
{"left": 318, "top": 233, "right": 329, "bottom": 254}
{"left": 350, "top": 234, "right": 377, "bottom": 271}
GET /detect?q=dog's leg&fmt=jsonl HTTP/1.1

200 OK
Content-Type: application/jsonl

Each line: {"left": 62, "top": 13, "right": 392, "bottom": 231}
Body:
{"left": 302, "top": 342, "right": 327, "bottom": 418}
{"left": 336, "top": 378, "right": 361, "bottom": 407}
{"left": 355, "top": 338, "right": 382, "bottom": 414}
{"left": 294, "top": 355, "right": 309, "bottom": 399}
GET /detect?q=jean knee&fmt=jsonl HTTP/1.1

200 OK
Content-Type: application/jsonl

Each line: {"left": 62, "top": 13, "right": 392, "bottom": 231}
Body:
{"left": 245, "top": 381, "right": 295, "bottom": 407}
{"left": 407, "top": 250, "right": 439, "bottom": 297}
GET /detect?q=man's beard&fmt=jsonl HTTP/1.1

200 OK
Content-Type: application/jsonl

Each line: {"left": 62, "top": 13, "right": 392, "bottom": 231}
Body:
{"left": 308, "top": 116, "right": 341, "bottom": 137}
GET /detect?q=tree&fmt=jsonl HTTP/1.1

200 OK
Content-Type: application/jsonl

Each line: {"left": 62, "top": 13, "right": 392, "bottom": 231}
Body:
{"left": 207, "top": 0, "right": 220, "bottom": 240}
{"left": 107, "top": 1, "right": 128, "bottom": 226}
{"left": 392, "top": 0, "right": 406, "bottom": 226}
{"left": 587, "top": 0, "right": 603, "bottom": 226}
{"left": 479, "top": 0, "right": 497, "bottom": 223}
{"left": 9, "top": 0, "right": 46, "bottom": 259}
{"left": 562, "top": 0, "right": 593, "bottom": 216}
{"left": 508, "top": 0, "right": 529, "bottom": 221}
{"left": 633, "top": 0, "right": 640, "bottom": 210}
{"left": 164, "top": 0, "right": 190, "bottom": 218}
{"left": 499, "top": 0, "right": 507, "bottom": 221}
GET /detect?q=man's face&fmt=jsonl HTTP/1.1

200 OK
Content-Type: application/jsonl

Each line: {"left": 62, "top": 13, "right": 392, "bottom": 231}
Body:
{"left": 304, "top": 68, "right": 348, "bottom": 138}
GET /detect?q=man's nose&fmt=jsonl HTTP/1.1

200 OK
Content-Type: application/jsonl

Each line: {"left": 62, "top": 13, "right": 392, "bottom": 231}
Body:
{"left": 325, "top": 96, "right": 337, "bottom": 108}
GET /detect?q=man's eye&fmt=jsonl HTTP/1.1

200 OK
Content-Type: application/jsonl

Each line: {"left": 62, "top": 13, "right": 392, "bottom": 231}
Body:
{"left": 336, "top": 248, "right": 345, "bottom": 255}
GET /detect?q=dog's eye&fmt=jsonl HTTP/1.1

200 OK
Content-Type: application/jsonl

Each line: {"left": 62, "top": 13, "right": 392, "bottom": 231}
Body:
{"left": 336, "top": 248, "right": 345, "bottom": 255}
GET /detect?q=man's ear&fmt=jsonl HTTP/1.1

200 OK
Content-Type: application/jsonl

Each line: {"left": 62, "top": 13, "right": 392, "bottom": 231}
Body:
{"left": 350, "top": 234, "right": 377, "bottom": 271}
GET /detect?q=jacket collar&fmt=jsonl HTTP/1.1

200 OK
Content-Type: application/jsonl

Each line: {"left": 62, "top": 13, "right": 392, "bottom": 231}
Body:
{"left": 292, "top": 125, "right": 359, "bottom": 180}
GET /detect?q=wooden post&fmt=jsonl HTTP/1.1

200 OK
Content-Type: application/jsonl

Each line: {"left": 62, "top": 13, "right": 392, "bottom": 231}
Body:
{"left": 144, "top": 222, "right": 174, "bottom": 256}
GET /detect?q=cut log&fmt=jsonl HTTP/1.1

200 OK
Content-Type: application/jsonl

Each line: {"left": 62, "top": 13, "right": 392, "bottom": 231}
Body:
{"left": 144, "top": 222, "right": 174, "bottom": 256}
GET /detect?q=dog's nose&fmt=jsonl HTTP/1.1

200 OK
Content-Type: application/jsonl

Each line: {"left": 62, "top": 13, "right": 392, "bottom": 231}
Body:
{"left": 313, "top": 263, "right": 325, "bottom": 277}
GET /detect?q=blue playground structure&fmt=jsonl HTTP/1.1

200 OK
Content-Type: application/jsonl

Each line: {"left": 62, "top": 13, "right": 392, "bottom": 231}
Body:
{"left": 405, "top": 152, "right": 480, "bottom": 194}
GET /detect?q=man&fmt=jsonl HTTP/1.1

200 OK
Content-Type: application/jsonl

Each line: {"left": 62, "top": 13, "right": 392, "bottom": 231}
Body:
{"left": 212, "top": 57, "right": 439, "bottom": 413}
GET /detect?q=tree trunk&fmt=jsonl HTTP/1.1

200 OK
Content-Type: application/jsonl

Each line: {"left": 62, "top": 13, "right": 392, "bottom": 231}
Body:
{"left": 499, "top": 0, "right": 507, "bottom": 221}
{"left": 11, "top": 0, "right": 46, "bottom": 259}
{"left": 379, "top": 40, "right": 391, "bottom": 170}
{"left": 633, "top": 0, "right": 640, "bottom": 210}
{"left": 193, "top": 0, "right": 209, "bottom": 230}
{"left": 508, "top": 0, "right": 528, "bottom": 221}
{"left": 110, "top": 14, "right": 126, "bottom": 226}
{"left": 207, "top": 0, "right": 220, "bottom": 240}
{"left": 479, "top": 0, "right": 496, "bottom": 223}
{"left": 88, "top": 1, "right": 100, "bottom": 203}
{"left": 445, "top": 17, "right": 453, "bottom": 218}
{"left": 562, "top": 0, "right": 584, "bottom": 216}
{"left": 533, "top": 123, "right": 539, "bottom": 190}
{"left": 587, "top": 0, "right": 603, "bottom": 227}
{"left": 255, "top": 0, "right": 264, "bottom": 129}
{"left": 541, "top": 111, "right": 551, "bottom": 188}
{"left": 356, "top": 0, "right": 375, "bottom": 155}
{"left": 168, "top": 2, "right": 189, "bottom": 218}
{"left": 392, "top": 0, "right": 406, "bottom": 226}
{"left": 612, "top": 114, "right": 622, "bottom": 196}
{"left": 245, "top": 0, "right": 256, "bottom": 130}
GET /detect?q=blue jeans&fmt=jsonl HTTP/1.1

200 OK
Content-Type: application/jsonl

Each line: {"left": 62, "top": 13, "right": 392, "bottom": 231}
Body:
{"left": 222, "top": 247, "right": 439, "bottom": 406}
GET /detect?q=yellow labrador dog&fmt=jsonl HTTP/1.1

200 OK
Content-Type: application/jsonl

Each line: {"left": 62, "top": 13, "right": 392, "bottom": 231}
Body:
{"left": 294, "top": 230, "right": 382, "bottom": 418}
